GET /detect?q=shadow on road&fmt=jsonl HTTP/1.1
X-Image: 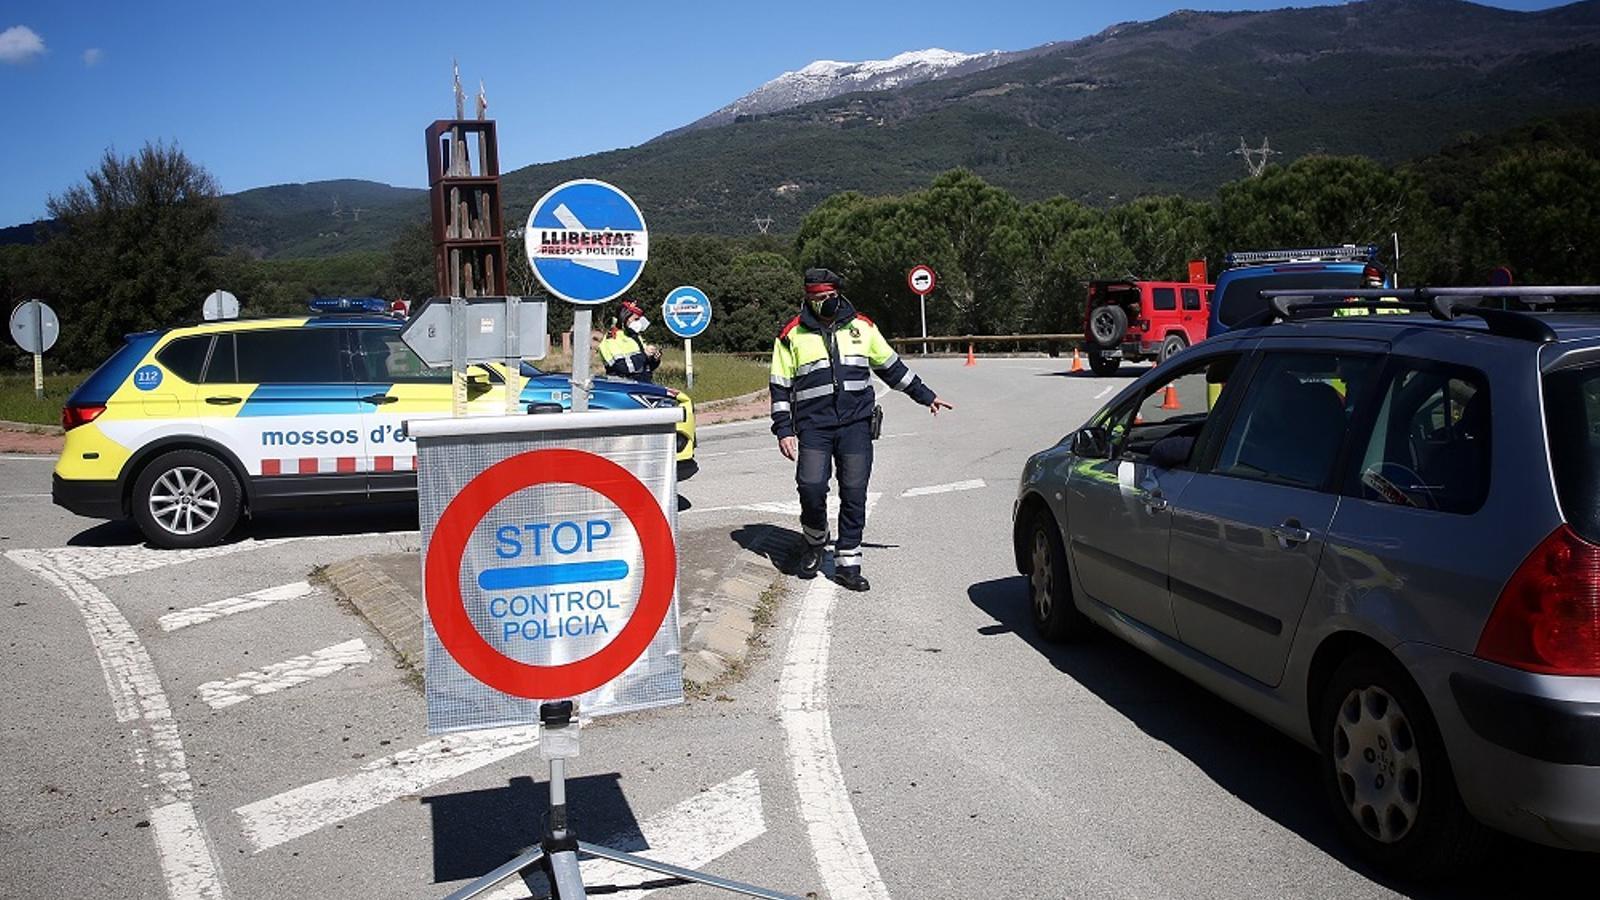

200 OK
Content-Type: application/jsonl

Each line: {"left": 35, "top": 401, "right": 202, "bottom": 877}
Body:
{"left": 966, "top": 575, "right": 1600, "bottom": 897}
{"left": 730, "top": 522, "right": 802, "bottom": 576}
{"left": 65, "top": 502, "right": 420, "bottom": 548}
{"left": 426, "top": 772, "right": 666, "bottom": 894}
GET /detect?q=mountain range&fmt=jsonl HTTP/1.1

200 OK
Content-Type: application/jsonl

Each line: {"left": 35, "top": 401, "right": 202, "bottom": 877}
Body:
{"left": 5, "top": 0, "right": 1598, "bottom": 254}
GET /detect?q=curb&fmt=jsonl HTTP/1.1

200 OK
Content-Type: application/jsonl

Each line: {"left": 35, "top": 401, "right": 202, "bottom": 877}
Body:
{"left": 694, "top": 388, "right": 766, "bottom": 413}
{"left": 317, "top": 557, "right": 424, "bottom": 673}
{"left": 0, "top": 419, "right": 62, "bottom": 435}
{"left": 681, "top": 530, "right": 789, "bottom": 690}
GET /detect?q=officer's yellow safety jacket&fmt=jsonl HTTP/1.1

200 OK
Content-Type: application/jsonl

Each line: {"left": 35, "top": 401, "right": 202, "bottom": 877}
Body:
{"left": 598, "top": 328, "right": 658, "bottom": 383}
{"left": 769, "top": 300, "right": 935, "bottom": 438}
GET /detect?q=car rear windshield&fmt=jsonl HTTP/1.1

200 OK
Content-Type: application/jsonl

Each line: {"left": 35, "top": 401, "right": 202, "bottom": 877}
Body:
{"left": 1217, "top": 270, "right": 1368, "bottom": 327}
{"left": 1543, "top": 366, "right": 1600, "bottom": 543}
{"left": 67, "top": 331, "right": 162, "bottom": 405}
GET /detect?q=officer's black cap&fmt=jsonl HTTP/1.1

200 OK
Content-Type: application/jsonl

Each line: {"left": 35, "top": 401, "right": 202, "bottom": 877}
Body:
{"left": 803, "top": 268, "right": 844, "bottom": 291}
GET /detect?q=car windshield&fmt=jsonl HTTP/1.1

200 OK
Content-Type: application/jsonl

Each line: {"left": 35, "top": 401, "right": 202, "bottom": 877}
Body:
{"left": 1543, "top": 365, "right": 1600, "bottom": 543}
{"left": 519, "top": 362, "right": 547, "bottom": 377}
{"left": 1217, "top": 270, "right": 1368, "bottom": 327}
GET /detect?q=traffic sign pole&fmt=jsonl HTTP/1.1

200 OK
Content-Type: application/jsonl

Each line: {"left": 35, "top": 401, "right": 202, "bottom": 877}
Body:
{"left": 919, "top": 295, "right": 928, "bottom": 357}
{"left": 685, "top": 338, "right": 694, "bottom": 391}
{"left": 907, "top": 266, "right": 936, "bottom": 355}
{"left": 32, "top": 299, "right": 43, "bottom": 401}
{"left": 571, "top": 309, "right": 592, "bottom": 412}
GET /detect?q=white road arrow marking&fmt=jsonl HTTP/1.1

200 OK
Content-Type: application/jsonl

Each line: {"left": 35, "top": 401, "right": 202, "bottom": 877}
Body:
{"left": 900, "top": 478, "right": 987, "bottom": 498}
{"left": 553, "top": 204, "right": 620, "bottom": 276}
{"left": 197, "top": 639, "right": 372, "bottom": 709}
{"left": 683, "top": 492, "right": 882, "bottom": 518}
{"left": 159, "top": 581, "right": 315, "bottom": 632}
{"left": 235, "top": 726, "right": 541, "bottom": 853}
{"left": 480, "top": 770, "right": 771, "bottom": 900}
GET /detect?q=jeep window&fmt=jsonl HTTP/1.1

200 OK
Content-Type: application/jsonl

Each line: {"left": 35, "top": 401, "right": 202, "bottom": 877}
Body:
{"left": 1217, "top": 271, "right": 1367, "bottom": 327}
{"left": 202, "top": 334, "right": 237, "bottom": 383}
{"left": 235, "top": 328, "right": 348, "bottom": 383}
{"left": 1542, "top": 366, "right": 1600, "bottom": 541}
{"left": 156, "top": 336, "right": 211, "bottom": 383}
{"left": 354, "top": 329, "right": 450, "bottom": 383}
{"left": 1350, "top": 363, "right": 1489, "bottom": 515}
{"left": 1213, "top": 352, "right": 1380, "bottom": 489}
{"left": 1182, "top": 288, "right": 1202, "bottom": 311}
{"left": 1152, "top": 287, "right": 1177, "bottom": 311}
{"left": 1103, "top": 354, "right": 1241, "bottom": 461}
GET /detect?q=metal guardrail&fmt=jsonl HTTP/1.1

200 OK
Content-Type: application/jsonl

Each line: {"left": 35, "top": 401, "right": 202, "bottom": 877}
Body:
{"left": 887, "top": 334, "right": 1087, "bottom": 354}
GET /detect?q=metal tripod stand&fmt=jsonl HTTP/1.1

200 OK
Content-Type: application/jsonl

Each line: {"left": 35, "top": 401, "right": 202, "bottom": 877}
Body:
{"left": 444, "top": 702, "right": 800, "bottom": 900}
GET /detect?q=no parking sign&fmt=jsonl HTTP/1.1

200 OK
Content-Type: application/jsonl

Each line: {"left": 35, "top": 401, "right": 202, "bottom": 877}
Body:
{"left": 411, "top": 409, "right": 685, "bottom": 732}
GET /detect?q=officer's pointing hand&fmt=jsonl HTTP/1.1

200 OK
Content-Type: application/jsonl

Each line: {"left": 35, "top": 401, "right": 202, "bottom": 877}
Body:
{"left": 929, "top": 397, "right": 954, "bottom": 416}
{"left": 779, "top": 436, "right": 799, "bottom": 461}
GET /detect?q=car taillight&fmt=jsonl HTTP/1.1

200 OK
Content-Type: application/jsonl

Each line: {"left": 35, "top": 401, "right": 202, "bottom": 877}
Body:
{"left": 1476, "top": 525, "right": 1600, "bottom": 676}
{"left": 1363, "top": 265, "right": 1383, "bottom": 288}
{"left": 1138, "top": 319, "right": 1150, "bottom": 332}
{"left": 61, "top": 404, "right": 106, "bottom": 431}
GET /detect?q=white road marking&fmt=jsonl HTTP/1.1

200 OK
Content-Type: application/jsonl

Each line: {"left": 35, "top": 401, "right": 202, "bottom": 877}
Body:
{"left": 480, "top": 770, "right": 770, "bottom": 899}
{"left": 685, "top": 492, "right": 882, "bottom": 518}
{"left": 1094, "top": 384, "right": 1118, "bottom": 400}
{"left": 22, "top": 531, "right": 417, "bottom": 581}
{"left": 235, "top": 726, "right": 540, "bottom": 853}
{"left": 0, "top": 454, "right": 59, "bottom": 460}
{"left": 698, "top": 433, "right": 920, "bottom": 460}
{"left": 197, "top": 639, "right": 372, "bottom": 710}
{"left": 778, "top": 497, "right": 890, "bottom": 900}
{"left": 900, "top": 478, "right": 986, "bottom": 498}
{"left": 159, "top": 581, "right": 314, "bottom": 632}
{"left": 5, "top": 549, "right": 226, "bottom": 899}
{"left": 0, "top": 491, "right": 50, "bottom": 497}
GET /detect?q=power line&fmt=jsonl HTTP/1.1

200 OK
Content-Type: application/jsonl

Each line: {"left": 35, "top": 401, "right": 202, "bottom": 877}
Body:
{"left": 1233, "top": 136, "right": 1280, "bottom": 178}
{"left": 752, "top": 215, "right": 774, "bottom": 235}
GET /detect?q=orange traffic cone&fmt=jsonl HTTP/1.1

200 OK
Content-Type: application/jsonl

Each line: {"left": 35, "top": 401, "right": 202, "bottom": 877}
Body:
{"left": 1159, "top": 384, "right": 1182, "bottom": 410}
{"left": 965, "top": 343, "right": 977, "bottom": 367}
{"left": 1070, "top": 348, "right": 1085, "bottom": 373}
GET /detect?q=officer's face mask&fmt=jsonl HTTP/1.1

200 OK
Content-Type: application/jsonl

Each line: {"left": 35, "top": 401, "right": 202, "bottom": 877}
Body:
{"left": 627, "top": 316, "right": 650, "bottom": 334}
{"left": 808, "top": 291, "right": 841, "bottom": 321}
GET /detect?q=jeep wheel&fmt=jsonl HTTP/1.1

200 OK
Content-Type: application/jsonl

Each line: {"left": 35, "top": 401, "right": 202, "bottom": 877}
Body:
{"left": 1028, "top": 509, "right": 1089, "bottom": 642}
{"left": 132, "top": 450, "right": 242, "bottom": 549}
{"left": 1087, "top": 351, "right": 1120, "bottom": 376}
{"left": 1160, "top": 334, "right": 1188, "bottom": 363}
{"left": 1088, "top": 306, "right": 1128, "bottom": 350}
{"left": 1317, "top": 652, "right": 1490, "bottom": 880}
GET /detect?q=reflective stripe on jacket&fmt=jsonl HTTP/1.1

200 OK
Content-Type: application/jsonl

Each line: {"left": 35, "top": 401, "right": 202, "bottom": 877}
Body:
{"left": 598, "top": 329, "right": 657, "bottom": 382}
{"left": 769, "top": 300, "right": 935, "bottom": 438}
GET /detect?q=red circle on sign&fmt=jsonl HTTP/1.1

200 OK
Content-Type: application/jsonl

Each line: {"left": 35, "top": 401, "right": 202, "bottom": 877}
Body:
{"left": 425, "top": 448, "right": 676, "bottom": 699}
{"left": 908, "top": 265, "right": 937, "bottom": 296}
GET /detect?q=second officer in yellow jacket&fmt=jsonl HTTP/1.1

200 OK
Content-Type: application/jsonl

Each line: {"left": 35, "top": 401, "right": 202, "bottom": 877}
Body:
{"left": 598, "top": 300, "right": 662, "bottom": 383}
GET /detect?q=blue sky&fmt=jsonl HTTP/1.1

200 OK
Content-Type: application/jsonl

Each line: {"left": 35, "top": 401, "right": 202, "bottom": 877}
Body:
{"left": 0, "top": 0, "right": 1571, "bottom": 226}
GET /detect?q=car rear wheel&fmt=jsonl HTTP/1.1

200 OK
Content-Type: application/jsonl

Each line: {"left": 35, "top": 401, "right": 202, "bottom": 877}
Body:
{"left": 1160, "top": 334, "right": 1188, "bottom": 363}
{"left": 132, "top": 450, "right": 242, "bottom": 549}
{"left": 1317, "top": 652, "right": 1490, "bottom": 880}
{"left": 1087, "top": 351, "right": 1120, "bottom": 376}
{"left": 1028, "top": 509, "right": 1088, "bottom": 642}
{"left": 1088, "top": 306, "right": 1128, "bottom": 350}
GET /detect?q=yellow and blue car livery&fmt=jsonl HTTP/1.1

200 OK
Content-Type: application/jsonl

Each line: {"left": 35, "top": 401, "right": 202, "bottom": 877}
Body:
{"left": 54, "top": 306, "right": 695, "bottom": 548}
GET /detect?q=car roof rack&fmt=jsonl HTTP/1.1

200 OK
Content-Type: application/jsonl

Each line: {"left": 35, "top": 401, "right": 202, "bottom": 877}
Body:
{"left": 1252, "top": 286, "right": 1600, "bottom": 343}
{"left": 1224, "top": 245, "right": 1378, "bottom": 267}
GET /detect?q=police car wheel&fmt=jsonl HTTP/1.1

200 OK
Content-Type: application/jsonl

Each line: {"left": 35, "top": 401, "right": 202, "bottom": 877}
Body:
{"left": 1029, "top": 509, "right": 1087, "bottom": 643}
{"left": 132, "top": 450, "right": 242, "bottom": 549}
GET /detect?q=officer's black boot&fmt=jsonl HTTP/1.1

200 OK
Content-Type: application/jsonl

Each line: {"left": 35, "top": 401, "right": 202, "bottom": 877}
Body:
{"left": 833, "top": 567, "right": 870, "bottom": 592}
{"left": 798, "top": 544, "right": 824, "bottom": 578}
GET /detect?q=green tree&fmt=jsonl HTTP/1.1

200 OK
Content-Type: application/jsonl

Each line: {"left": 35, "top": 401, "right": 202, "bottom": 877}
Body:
{"left": 44, "top": 142, "right": 221, "bottom": 365}
{"left": 1456, "top": 150, "right": 1600, "bottom": 284}
{"left": 384, "top": 219, "right": 437, "bottom": 304}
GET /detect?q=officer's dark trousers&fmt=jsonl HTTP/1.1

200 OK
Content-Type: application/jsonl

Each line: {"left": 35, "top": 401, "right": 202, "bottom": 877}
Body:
{"left": 795, "top": 420, "right": 873, "bottom": 572}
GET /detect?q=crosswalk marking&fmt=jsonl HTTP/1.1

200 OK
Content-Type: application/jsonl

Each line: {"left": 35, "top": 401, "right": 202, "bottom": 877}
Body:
{"left": 197, "top": 638, "right": 372, "bottom": 710}
{"left": 159, "top": 581, "right": 315, "bottom": 632}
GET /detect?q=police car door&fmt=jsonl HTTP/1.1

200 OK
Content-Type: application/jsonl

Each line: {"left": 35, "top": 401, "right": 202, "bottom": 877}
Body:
{"left": 199, "top": 325, "right": 367, "bottom": 503}
{"left": 349, "top": 326, "right": 451, "bottom": 500}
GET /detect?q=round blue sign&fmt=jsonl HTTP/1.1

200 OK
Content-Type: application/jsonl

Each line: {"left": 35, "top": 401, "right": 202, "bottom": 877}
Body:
{"left": 662, "top": 286, "right": 711, "bottom": 339}
{"left": 133, "top": 365, "right": 163, "bottom": 391}
{"left": 525, "top": 180, "right": 648, "bottom": 306}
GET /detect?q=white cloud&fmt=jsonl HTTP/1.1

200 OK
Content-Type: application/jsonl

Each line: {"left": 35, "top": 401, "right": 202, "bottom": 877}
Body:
{"left": 83, "top": 48, "right": 102, "bottom": 67}
{"left": 0, "top": 25, "right": 45, "bottom": 64}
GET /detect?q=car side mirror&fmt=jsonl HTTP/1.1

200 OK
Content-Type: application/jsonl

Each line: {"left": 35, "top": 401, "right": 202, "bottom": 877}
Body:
{"left": 1149, "top": 435, "right": 1196, "bottom": 469}
{"left": 1072, "top": 426, "right": 1111, "bottom": 459}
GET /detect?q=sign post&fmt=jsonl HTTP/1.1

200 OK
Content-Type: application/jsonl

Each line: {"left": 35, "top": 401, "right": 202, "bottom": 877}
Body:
{"left": 399, "top": 295, "right": 548, "bottom": 418}
{"left": 907, "top": 265, "right": 937, "bottom": 355}
{"left": 525, "top": 180, "right": 649, "bottom": 413}
{"left": 663, "top": 285, "right": 711, "bottom": 391}
{"left": 9, "top": 299, "right": 59, "bottom": 401}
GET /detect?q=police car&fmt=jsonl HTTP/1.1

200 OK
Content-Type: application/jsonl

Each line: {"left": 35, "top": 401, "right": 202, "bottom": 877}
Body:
{"left": 52, "top": 299, "right": 696, "bottom": 548}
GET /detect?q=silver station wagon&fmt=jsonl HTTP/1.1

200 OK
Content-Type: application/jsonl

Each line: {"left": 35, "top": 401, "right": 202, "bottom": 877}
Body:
{"left": 1013, "top": 288, "right": 1600, "bottom": 877}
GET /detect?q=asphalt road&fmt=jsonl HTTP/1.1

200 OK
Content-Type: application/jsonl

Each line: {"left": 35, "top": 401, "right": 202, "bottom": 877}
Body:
{"left": 2, "top": 357, "right": 1596, "bottom": 899}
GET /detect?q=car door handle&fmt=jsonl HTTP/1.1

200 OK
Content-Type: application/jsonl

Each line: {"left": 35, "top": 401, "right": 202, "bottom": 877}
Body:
{"left": 361, "top": 393, "right": 398, "bottom": 405}
{"left": 1140, "top": 491, "right": 1169, "bottom": 513}
{"left": 204, "top": 395, "right": 241, "bottom": 406}
{"left": 1270, "top": 523, "right": 1313, "bottom": 546}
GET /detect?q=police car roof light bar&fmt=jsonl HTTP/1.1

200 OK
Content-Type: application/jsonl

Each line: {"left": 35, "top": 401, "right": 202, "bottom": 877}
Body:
{"left": 1225, "top": 245, "right": 1379, "bottom": 267}
{"left": 308, "top": 297, "right": 391, "bottom": 314}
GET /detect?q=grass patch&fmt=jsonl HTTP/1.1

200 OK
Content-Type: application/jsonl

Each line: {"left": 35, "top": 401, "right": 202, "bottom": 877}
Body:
{"left": 533, "top": 347, "right": 768, "bottom": 404}
{"left": 0, "top": 371, "right": 85, "bottom": 426}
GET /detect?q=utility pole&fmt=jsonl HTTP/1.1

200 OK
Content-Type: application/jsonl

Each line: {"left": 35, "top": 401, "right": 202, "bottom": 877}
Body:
{"left": 752, "top": 215, "right": 773, "bottom": 235}
{"left": 1233, "top": 136, "right": 1279, "bottom": 178}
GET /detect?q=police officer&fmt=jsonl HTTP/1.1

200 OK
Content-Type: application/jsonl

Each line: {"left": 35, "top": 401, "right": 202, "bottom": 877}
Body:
{"left": 598, "top": 300, "right": 661, "bottom": 383}
{"left": 769, "top": 269, "right": 953, "bottom": 591}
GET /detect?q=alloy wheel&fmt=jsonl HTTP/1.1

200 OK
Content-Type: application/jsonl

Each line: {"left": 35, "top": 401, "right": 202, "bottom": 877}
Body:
{"left": 148, "top": 466, "right": 221, "bottom": 536}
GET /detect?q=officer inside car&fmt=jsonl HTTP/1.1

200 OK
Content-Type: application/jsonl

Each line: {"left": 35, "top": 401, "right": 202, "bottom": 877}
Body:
{"left": 769, "top": 268, "right": 953, "bottom": 591}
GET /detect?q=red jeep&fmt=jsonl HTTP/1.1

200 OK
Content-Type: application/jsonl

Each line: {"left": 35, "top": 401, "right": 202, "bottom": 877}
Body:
{"left": 1083, "top": 268, "right": 1213, "bottom": 376}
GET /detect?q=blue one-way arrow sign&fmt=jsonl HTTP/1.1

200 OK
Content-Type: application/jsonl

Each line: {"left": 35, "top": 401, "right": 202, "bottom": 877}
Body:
{"left": 525, "top": 180, "right": 649, "bottom": 305}
{"left": 663, "top": 286, "right": 711, "bottom": 339}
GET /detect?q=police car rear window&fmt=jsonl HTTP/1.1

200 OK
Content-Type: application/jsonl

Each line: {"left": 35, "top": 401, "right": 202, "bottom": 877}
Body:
{"left": 1217, "top": 271, "right": 1366, "bottom": 327}
{"left": 236, "top": 329, "right": 348, "bottom": 383}
{"left": 156, "top": 336, "right": 212, "bottom": 383}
